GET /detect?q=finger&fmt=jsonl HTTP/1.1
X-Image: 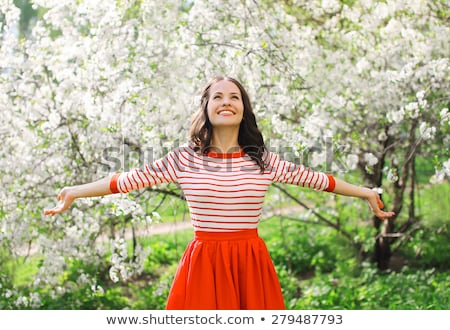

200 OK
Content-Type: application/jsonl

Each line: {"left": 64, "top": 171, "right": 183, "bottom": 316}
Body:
{"left": 377, "top": 199, "right": 384, "bottom": 209}
{"left": 376, "top": 210, "right": 395, "bottom": 220}
{"left": 376, "top": 213, "right": 387, "bottom": 221}
{"left": 44, "top": 208, "right": 56, "bottom": 216}
{"left": 44, "top": 205, "right": 64, "bottom": 216}
{"left": 44, "top": 209, "right": 55, "bottom": 216}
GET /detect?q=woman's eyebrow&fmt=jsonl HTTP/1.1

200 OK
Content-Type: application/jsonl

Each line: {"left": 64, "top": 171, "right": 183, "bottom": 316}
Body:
{"left": 212, "top": 91, "right": 240, "bottom": 95}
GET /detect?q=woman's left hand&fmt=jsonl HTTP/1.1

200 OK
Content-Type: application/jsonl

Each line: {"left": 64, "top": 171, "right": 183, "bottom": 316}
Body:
{"left": 330, "top": 178, "right": 396, "bottom": 220}
{"left": 366, "top": 189, "right": 395, "bottom": 220}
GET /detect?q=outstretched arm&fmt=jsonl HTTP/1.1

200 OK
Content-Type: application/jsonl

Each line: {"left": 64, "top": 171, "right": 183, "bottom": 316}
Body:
{"left": 44, "top": 174, "right": 115, "bottom": 216}
{"left": 332, "top": 178, "right": 395, "bottom": 221}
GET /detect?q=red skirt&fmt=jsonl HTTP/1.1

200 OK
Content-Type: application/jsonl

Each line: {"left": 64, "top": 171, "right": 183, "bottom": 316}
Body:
{"left": 165, "top": 229, "right": 285, "bottom": 310}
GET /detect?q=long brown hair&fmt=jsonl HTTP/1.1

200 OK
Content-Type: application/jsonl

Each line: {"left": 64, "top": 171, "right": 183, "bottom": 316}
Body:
{"left": 189, "top": 76, "right": 266, "bottom": 172}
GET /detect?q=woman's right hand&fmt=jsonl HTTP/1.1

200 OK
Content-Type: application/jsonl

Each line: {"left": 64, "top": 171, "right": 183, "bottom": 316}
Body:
{"left": 44, "top": 187, "right": 76, "bottom": 216}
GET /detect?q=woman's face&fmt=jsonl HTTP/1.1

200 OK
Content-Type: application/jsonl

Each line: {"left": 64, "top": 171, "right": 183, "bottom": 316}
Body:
{"left": 206, "top": 80, "right": 244, "bottom": 128}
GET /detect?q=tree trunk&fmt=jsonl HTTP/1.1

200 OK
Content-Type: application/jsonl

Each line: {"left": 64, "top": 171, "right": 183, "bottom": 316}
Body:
{"left": 374, "top": 218, "right": 394, "bottom": 270}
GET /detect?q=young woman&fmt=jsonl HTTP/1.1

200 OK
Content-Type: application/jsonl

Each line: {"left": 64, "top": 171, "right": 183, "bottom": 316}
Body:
{"left": 44, "top": 76, "right": 395, "bottom": 309}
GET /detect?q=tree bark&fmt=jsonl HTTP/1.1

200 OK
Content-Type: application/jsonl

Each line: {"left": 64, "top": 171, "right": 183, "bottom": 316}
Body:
{"left": 374, "top": 217, "right": 394, "bottom": 270}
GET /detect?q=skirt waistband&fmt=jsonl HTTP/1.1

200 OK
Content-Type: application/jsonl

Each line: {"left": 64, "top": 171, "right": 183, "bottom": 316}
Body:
{"left": 194, "top": 229, "right": 258, "bottom": 241}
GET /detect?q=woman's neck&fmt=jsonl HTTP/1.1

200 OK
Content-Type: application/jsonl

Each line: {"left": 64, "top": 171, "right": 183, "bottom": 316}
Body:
{"left": 210, "top": 127, "right": 240, "bottom": 153}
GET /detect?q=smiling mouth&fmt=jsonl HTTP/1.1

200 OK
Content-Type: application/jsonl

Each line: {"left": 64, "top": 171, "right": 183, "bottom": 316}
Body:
{"left": 217, "top": 110, "right": 236, "bottom": 115}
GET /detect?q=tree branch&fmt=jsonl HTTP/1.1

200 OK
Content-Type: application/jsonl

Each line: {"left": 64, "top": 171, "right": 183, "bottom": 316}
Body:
{"left": 273, "top": 184, "right": 353, "bottom": 241}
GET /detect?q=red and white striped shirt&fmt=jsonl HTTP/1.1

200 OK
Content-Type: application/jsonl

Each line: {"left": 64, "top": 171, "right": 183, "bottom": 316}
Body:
{"left": 110, "top": 144, "right": 335, "bottom": 232}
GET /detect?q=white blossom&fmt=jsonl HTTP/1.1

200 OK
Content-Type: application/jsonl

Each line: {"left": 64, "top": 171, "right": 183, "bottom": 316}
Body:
{"left": 321, "top": 0, "right": 340, "bottom": 13}
{"left": 29, "top": 292, "right": 42, "bottom": 309}
{"left": 345, "top": 154, "right": 359, "bottom": 170}
{"left": 387, "top": 109, "right": 405, "bottom": 123}
{"left": 440, "top": 108, "right": 449, "bottom": 125}
{"left": 364, "top": 153, "right": 379, "bottom": 166}
{"left": 380, "top": 18, "right": 403, "bottom": 38}
{"left": 419, "top": 122, "right": 436, "bottom": 140}
{"left": 374, "top": 2, "right": 389, "bottom": 20}
{"left": 14, "top": 296, "right": 28, "bottom": 308}
{"left": 92, "top": 284, "right": 105, "bottom": 295}
{"left": 430, "top": 171, "right": 445, "bottom": 185}
{"left": 416, "top": 90, "right": 426, "bottom": 101}
{"left": 405, "top": 102, "right": 420, "bottom": 119}
{"left": 151, "top": 211, "right": 161, "bottom": 222}
{"left": 378, "top": 131, "right": 388, "bottom": 142}
{"left": 443, "top": 159, "right": 450, "bottom": 176}
{"left": 356, "top": 57, "right": 370, "bottom": 74}
{"left": 387, "top": 169, "right": 399, "bottom": 183}
{"left": 372, "top": 187, "right": 383, "bottom": 194}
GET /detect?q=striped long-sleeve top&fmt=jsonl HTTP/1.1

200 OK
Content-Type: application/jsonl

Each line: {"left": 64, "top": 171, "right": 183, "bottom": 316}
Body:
{"left": 110, "top": 144, "right": 335, "bottom": 232}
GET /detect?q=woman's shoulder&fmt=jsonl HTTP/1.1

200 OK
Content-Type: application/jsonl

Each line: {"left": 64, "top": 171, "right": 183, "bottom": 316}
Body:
{"left": 262, "top": 148, "right": 278, "bottom": 162}
{"left": 168, "top": 142, "right": 198, "bottom": 156}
